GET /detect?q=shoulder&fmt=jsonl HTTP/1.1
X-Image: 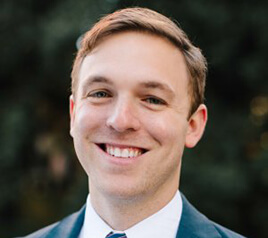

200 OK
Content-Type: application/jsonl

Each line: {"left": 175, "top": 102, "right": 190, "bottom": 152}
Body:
{"left": 213, "top": 223, "right": 246, "bottom": 238}
{"left": 15, "top": 205, "right": 86, "bottom": 238}
{"left": 178, "top": 193, "right": 247, "bottom": 238}
{"left": 15, "top": 222, "right": 59, "bottom": 238}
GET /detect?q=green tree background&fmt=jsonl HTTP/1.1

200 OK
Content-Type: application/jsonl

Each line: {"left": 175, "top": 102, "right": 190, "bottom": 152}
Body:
{"left": 1, "top": 0, "right": 267, "bottom": 237}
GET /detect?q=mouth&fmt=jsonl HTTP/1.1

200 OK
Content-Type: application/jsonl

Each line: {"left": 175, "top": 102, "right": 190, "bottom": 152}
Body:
{"left": 97, "top": 143, "right": 148, "bottom": 158}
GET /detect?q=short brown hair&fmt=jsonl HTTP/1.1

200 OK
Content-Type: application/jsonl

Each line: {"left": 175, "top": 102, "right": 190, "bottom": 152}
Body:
{"left": 71, "top": 7, "right": 207, "bottom": 116}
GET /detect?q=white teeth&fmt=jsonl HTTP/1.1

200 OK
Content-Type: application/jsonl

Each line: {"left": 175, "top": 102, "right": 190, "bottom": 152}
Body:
{"left": 114, "top": 148, "right": 121, "bottom": 157}
{"left": 129, "top": 150, "right": 134, "bottom": 157}
{"left": 121, "top": 149, "right": 129, "bottom": 157}
{"left": 105, "top": 145, "right": 143, "bottom": 158}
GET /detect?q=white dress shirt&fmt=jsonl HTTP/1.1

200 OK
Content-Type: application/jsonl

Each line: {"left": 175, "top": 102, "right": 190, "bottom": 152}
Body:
{"left": 78, "top": 191, "right": 182, "bottom": 238}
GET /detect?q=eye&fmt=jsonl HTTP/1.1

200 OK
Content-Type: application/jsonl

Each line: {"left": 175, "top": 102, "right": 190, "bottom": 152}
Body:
{"left": 88, "top": 90, "right": 111, "bottom": 98}
{"left": 144, "top": 96, "right": 166, "bottom": 105}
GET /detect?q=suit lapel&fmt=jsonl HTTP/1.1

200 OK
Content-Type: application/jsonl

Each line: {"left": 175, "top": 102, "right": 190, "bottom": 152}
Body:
{"left": 41, "top": 194, "right": 221, "bottom": 238}
{"left": 176, "top": 194, "right": 221, "bottom": 238}
{"left": 46, "top": 205, "right": 86, "bottom": 238}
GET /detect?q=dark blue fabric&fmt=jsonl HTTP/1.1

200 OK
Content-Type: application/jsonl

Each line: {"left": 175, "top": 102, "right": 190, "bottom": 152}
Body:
{"left": 106, "top": 232, "right": 127, "bottom": 238}
{"left": 176, "top": 194, "right": 245, "bottom": 238}
{"left": 17, "top": 194, "right": 247, "bottom": 238}
{"left": 16, "top": 205, "right": 86, "bottom": 238}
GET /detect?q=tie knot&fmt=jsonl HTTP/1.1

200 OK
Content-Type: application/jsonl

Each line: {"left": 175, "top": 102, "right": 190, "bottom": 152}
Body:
{"left": 105, "top": 231, "right": 127, "bottom": 238}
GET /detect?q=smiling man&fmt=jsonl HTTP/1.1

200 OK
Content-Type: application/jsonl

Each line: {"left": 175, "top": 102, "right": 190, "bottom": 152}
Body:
{"left": 21, "top": 7, "right": 245, "bottom": 238}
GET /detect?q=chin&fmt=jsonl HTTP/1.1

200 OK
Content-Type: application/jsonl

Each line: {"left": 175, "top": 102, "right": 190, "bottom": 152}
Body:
{"left": 101, "top": 183, "right": 146, "bottom": 201}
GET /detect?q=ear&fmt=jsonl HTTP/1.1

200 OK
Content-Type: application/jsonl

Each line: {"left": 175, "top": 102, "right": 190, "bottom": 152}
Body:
{"left": 69, "top": 95, "right": 76, "bottom": 137}
{"left": 185, "top": 104, "right": 208, "bottom": 148}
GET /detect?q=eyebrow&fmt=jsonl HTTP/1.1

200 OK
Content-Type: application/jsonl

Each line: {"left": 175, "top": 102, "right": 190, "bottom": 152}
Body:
{"left": 82, "top": 75, "right": 113, "bottom": 86}
{"left": 80, "top": 76, "right": 175, "bottom": 98}
{"left": 139, "top": 81, "right": 175, "bottom": 98}
{"left": 80, "top": 75, "right": 113, "bottom": 93}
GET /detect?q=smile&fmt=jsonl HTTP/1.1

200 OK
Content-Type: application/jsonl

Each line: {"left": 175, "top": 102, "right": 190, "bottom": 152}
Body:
{"left": 97, "top": 144, "right": 147, "bottom": 158}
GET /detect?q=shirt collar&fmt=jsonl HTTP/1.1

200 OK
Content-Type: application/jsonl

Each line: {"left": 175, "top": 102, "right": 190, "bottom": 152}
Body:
{"left": 79, "top": 191, "right": 182, "bottom": 238}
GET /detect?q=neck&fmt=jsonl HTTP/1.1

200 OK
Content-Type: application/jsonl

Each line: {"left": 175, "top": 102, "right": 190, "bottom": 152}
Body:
{"left": 89, "top": 180, "right": 179, "bottom": 230}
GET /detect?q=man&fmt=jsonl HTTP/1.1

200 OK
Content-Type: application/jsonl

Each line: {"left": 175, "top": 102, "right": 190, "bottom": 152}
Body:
{"left": 21, "top": 7, "right": 246, "bottom": 238}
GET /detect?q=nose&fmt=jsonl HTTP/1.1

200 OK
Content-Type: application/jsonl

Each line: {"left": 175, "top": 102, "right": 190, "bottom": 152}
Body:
{"left": 106, "top": 97, "right": 141, "bottom": 132}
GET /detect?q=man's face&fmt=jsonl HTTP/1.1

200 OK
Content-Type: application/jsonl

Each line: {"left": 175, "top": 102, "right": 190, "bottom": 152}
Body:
{"left": 70, "top": 32, "right": 206, "bottom": 201}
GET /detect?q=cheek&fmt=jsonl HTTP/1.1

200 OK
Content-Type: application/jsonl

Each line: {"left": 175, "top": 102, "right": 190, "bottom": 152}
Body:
{"left": 72, "top": 106, "right": 107, "bottom": 172}
{"left": 74, "top": 105, "right": 106, "bottom": 135}
{"left": 142, "top": 112, "right": 187, "bottom": 145}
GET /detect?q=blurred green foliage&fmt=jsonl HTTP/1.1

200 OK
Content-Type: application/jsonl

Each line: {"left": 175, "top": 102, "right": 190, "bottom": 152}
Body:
{"left": 0, "top": 0, "right": 267, "bottom": 237}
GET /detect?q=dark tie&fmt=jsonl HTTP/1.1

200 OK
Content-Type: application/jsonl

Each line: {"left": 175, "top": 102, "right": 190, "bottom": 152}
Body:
{"left": 105, "top": 231, "right": 127, "bottom": 238}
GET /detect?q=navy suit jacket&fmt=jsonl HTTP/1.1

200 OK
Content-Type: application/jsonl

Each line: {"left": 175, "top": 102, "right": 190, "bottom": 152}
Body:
{"left": 18, "top": 194, "right": 246, "bottom": 238}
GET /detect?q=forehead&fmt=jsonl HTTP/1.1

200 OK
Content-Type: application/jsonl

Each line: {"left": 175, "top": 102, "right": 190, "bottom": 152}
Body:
{"left": 78, "top": 31, "right": 189, "bottom": 96}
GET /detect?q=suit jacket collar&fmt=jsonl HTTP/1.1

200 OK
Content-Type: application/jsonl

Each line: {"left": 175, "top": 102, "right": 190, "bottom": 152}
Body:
{"left": 176, "top": 194, "right": 221, "bottom": 238}
{"left": 43, "top": 193, "right": 221, "bottom": 238}
{"left": 45, "top": 205, "right": 86, "bottom": 238}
